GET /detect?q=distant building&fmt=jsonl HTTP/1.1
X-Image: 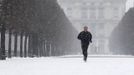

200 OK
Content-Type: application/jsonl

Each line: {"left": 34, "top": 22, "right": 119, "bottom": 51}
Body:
{"left": 126, "top": 0, "right": 134, "bottom": 12}
{"left": 58, "top": 0, "right": 127, "bottom": 54}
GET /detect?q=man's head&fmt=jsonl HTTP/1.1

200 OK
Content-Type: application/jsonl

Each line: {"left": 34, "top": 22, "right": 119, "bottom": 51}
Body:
{"left": 84, "top": 26, "right": 88, "bottom": 31}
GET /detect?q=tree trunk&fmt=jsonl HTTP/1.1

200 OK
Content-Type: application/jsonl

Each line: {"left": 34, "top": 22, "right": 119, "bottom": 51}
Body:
{"left": 24, "top": 34, "right": 28, "bottom": 57}
{"left": 20, "top": 32, "right": 23, "bottom": 57}
{"left": 0, "top": 24, "right": 6, "bottom": 60}
{"left": 40, "top": 40, "right": 44, "bottom": 57}
{"left": 32, "top": 34, "right": 39, "bottom": 57}
{"left": 41, "top": 41, "right": 45, "bottom": 57}
{"left": 28, "top": 34, "right": 33, "bottom": 57}
{"left": 45, "top": 40, "right": 48, "bottom": 56}
{"left": 49, "top": 43, "right": 52, "bottom": 56}
{"left": 8, "top": 29, "right": 12, "bottom": 58}
{"left": 43, "top": 41, "right": 46, "bottom": 56}
{"left": 14, "top": 32, "right": 18, "bottom": 57}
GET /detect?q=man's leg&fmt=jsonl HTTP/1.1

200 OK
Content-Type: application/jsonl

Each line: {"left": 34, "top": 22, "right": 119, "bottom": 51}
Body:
{"left": 82, "top": 45, "right": 88, "bottom": 62}
{"left": 83, "top": 51, "right": 87, "bottom": 61}
{"left": 84, "top": 45, "right": 88, "bottom": 61}
{"left": 81, "top": 45, "right": 85, "bottom": 60}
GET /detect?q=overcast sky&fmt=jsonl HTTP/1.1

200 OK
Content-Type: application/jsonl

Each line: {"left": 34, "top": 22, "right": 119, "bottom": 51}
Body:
{"left": 126, "top": 0, "right": 134, "bottom": 11}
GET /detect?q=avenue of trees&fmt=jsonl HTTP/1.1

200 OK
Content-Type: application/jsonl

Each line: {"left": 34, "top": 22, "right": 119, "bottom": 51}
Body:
{"left": 0, "top": 0, "right": 78, "bottom": 60}
{"left": 109, "top": 7, "right": 134, "bottom": 55}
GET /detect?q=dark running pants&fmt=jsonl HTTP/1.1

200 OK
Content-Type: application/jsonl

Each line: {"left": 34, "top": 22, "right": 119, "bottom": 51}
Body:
{"left": 81, "top": 44, "right": 89, "bottom": 58}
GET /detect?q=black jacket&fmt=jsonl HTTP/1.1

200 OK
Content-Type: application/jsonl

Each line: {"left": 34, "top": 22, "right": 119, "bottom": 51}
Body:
{"left": 77, "top": 31, "right": 92, "bottom": 44}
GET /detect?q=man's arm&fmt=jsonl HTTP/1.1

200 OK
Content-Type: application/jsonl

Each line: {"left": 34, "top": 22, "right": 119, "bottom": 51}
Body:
{"left": 77, "top": 32, "right": 82, "bottom": 40}
{"left": 89, "top": 32, "right": 92, "bottom": 43}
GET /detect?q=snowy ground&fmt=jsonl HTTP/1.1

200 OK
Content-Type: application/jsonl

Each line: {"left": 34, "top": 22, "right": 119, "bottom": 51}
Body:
{"left": 0, "top": 55, "right": 134, "bottom": 75}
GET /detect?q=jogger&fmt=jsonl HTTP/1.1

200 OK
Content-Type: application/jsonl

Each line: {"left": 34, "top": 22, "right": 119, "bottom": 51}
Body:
{"left": 78, "top": 26, "right": 92, "bottom": 62}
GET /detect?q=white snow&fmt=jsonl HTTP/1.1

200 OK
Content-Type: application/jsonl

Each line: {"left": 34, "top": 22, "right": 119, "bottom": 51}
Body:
{"left": 0, "top": 55, "right": 134, "bottom": 75}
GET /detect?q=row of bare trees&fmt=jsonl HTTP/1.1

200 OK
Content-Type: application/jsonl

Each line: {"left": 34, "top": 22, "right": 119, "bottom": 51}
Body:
{"left": 109, "top": 7, "right": 134, "bottom": 55}
{"left": 6, "top": 31, "right": 59, "bottom": 58}
{"left": 0, "top": 0, "right": 78, "bottom": 60}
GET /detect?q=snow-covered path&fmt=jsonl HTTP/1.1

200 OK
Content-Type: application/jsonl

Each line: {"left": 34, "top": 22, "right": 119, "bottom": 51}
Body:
{"left": 0, "top": 55, "right": 134, "bottom": 75}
